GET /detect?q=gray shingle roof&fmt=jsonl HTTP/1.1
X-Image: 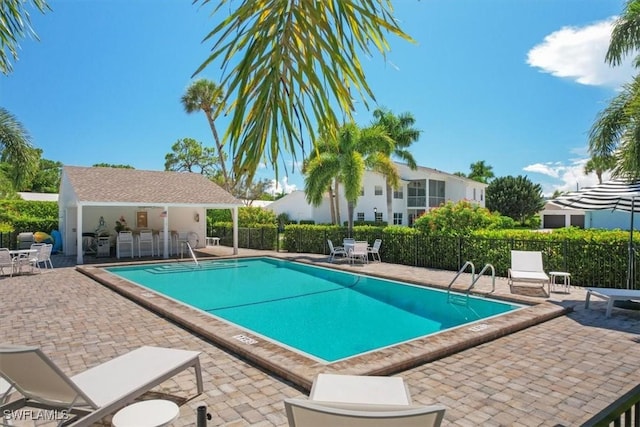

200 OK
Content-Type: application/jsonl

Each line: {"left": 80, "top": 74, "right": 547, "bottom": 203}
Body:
{"left": 63, "top": 166, "right": 242, "bottom": 206}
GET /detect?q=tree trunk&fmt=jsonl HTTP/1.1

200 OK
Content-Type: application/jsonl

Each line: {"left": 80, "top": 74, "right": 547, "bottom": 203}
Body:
{"left": 204, "top": 111, "right": 231, "bottom": 192}
{"left": 334, "top": 178, "right": 342, "bottom": 226}
{"left": 386, "top": 180, "right": 393, "bottom": 225}
{"left": 347, "top": 200, "right": 355, "bottom": 237}
{"left": 328, "top": 185, "right": 336, "bottom": 225}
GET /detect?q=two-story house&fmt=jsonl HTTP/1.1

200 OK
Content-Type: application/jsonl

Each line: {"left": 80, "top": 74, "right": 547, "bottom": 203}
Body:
{"left": 268, "top": 162, "right": 487, "bottom": 226}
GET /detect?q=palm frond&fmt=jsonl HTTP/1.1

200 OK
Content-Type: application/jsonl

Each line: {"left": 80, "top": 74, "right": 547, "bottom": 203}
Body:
{"left": 193, "top": 0, "right": 414, "bottom": 181}
{"left": 606, "top": 0, "right": 640, "bottom": 67}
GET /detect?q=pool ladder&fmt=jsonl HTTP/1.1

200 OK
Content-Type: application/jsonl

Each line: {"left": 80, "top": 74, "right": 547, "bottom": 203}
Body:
{"left": 447, "top": 261, "right": 495, "bottom": 305}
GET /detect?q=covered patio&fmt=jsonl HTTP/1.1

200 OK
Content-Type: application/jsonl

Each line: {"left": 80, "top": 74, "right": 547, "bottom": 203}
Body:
{"left": 58, "top": 166, "right": 242, "bottom": 264}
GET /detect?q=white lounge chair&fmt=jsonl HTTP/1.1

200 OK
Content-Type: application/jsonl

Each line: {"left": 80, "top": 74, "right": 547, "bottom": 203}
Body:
{"left": 327, "top": 240, "right": 346, "bottom": 262}
{"left": 507, "top": 250, "right": 550, "bottom": 294}
{"left": 0, "top": 345, "right": 203, "bottom": 427}
{"left": 585, "top": 287, "right": 640, "bottom": 317}
{"left": 284, "top": 373, "right": 445, "bottom": 426}
{"left": 284, "top": 399, "right": 446, "bottom": 426}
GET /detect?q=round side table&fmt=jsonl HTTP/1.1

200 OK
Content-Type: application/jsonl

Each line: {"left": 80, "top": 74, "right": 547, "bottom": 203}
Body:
{"left": 112, "top": 399, "right": 179, "bottom": 427}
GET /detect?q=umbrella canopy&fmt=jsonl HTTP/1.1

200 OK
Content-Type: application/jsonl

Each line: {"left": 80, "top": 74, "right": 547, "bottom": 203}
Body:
{"left": 553, "top": 179, "right": 640, "bottom": 212}
{"left": 553, "top": 179, "right": 640, "bottom": 289}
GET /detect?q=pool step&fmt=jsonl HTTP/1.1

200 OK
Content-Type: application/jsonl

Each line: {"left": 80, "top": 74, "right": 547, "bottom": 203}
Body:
{"left": 146, "top": 262, "right": 247, "bottom": 274}
{"left": 448, "top": 293, "right": 469, "bottom": 306}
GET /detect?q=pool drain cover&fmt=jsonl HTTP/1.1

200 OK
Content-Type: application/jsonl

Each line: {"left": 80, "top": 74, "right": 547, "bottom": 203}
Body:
{"left": 233, "top": 334, "right": 258, "bottom": 345}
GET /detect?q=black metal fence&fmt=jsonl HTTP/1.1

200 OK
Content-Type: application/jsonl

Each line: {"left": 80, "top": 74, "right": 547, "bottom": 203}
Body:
{"left": 582, "top": 383, "right": 640, "bottom": 426}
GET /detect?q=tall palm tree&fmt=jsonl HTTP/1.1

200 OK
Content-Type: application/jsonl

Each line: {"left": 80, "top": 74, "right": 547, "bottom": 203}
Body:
{"left": 588, "top": 0, "right": 640, "bottom": 178}
{"left": 372, "top": 108, "right": 420, "bottom": 224}
{"left": 589, "top": 75, "right": 640, "bottom": 179}
{"left": 304, "top": 122, "right": 396, "bottom": 235}
{"left": 584, "top": 155, "right": 617, "bottom": 183}
{"left": 181, "top": 79, "right": 231, "bottom": 191}
{"left": 0, "top": 107, "right": 38, "bottom": 188}
{"left": 468, "top": 160, "right": 495, "bottom": 184}
{"left": 193, "top": 0, "right": 413, "bottom": 185}
{"left": 0, "top": 0, "right": 50, "bottom": 75}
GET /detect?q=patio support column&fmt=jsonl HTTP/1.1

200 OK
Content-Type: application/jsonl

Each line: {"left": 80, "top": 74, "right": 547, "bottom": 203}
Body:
{"left": 76, "top": 204, "right": 84, "bottom": 265}
{"left": 162, "top": 205, "right": 169, "bottom": 259}
{"left": 232, "top": 206, "right": 238, "bottom": 255}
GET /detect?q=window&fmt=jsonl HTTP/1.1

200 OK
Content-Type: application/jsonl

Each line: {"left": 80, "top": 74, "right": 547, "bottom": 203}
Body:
{"left": 393, "top": 212, "right": 403, "bottom": 225}
{"left": 407, "top": 180, "right": 426, "bottom": 207}
{"left": 393, "top": 187, "right": 403, "bottom": 199}
{"left": 428, "top": 179, "right": 445, "bottom": 207}
{"left": 375, "top": 212, "right": 383, "bottom": 223}
{"left": 374, "top": 185, "right": 383, "bottom": 196}
{"left": 357, "top": 212, "right": 365, "bottom": 222}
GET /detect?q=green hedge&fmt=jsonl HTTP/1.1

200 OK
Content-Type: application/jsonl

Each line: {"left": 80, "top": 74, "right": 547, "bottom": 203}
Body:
{"left": 209, "top": 223, "right": 278, "bottom": 250}
{"left": 282, "top": 225, "right": 638, "bottom": 288}
{"left": 0, "top": 200, "right": 59, "bottom": 248}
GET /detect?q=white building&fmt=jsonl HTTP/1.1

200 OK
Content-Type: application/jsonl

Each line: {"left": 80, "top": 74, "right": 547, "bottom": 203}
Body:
{"left": 268, "top": 163, "right": 488, "bottom": 226}
{"left": 539, "top": 201, "right": 585, "bottom": 229}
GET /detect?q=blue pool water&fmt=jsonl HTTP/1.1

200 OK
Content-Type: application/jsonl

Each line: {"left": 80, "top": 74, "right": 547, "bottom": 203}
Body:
{"left": 106, "top": 258, "right": 522, "bottom": 362}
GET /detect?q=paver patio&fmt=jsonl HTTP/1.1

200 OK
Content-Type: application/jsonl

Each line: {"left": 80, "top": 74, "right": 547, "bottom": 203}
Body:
{"left": 1, "top": 249, "right": 639, "bottom": 426}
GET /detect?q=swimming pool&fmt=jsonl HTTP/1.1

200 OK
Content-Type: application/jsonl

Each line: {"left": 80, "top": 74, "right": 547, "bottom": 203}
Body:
{"left": 106, "top": 257, "right": 522, "bottom": 362}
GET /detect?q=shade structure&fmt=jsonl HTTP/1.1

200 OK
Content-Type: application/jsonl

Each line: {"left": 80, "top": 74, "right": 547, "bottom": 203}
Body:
{"left": 553, "top": 179, "right": 640, "bottom": 289}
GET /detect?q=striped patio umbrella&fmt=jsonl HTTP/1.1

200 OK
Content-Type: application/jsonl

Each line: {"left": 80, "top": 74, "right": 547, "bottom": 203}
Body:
{"left": 553, "top": 179, "right": 640, "bottom": 289}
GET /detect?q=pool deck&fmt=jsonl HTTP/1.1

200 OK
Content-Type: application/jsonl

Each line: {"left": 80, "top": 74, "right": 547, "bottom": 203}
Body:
{"left": 2, "top": 247, "right": 640, "bottom": 426}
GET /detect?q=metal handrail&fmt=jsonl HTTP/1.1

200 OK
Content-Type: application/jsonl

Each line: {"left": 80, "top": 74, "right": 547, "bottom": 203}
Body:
{"left": 466, "top": 263, "right": 496, "bottom": 294}
{"left": 447, "top": 261, "right": 475, "bottom": 293}
{"left": 184, "top": 242, "right": 199, "bottom": 266}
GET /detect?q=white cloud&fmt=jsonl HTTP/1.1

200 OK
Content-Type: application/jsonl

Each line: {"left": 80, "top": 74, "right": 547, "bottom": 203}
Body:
{"left": 523, "top": 163, "right": 560, "bottom": 179}
{"left": 524, "top": 155, "right": 611, "bottom": 196}
{"left": 267, "top": 176, "right": 297, "bottom": 195}
{"left": 527, "top": 18, "right": 636, "bottom": 88}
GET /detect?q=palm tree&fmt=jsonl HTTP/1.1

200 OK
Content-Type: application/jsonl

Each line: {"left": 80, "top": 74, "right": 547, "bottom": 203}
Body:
{"left": 606, "top": 0, "right": 640, "bottom": 68}
{"left": 372, "top": 108, "right": 420, "bottom": 224}
{"left": 0, "top": 0, "right": 49, "bottom": 75}
{"left": 0, "top": 107, "right": 38, "bottom": 188}
{"left": 468, "top": 161, "right": 495, "bottom": 184}
{"left": 181, "top": 79, "right": 231, "bottom": 191}
{"left": 584, "top": 155, "right": 616, "bottom": 183}
{"left": 193, "top": 0, "right": 413, "bottom": 185}
{"left": 589, "top": 75, "right": 640, "bottom": 179}
{"left": 304, "top": 122, "right": 396, "bottom": 234}
{"left": 588, "top": 0, "right": 640, "bottom": 178}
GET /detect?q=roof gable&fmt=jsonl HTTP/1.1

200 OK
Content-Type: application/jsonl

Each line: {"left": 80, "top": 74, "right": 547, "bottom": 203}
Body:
{"left": 62, "top": 166, "right": 241, "bottom": 206}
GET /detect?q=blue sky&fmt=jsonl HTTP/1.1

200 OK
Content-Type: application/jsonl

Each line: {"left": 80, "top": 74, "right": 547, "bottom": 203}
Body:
{"left": 0, "top": 0, "right": 634, "bottom": 196}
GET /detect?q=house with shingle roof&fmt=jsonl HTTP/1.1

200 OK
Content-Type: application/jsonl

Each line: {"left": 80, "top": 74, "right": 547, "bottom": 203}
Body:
{"left": 59, "top": 166, "right": 242, "bottom": 264}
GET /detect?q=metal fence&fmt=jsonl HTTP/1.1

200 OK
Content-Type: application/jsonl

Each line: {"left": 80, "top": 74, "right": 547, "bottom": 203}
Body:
{"left": 582, "top": 383, "right": 640, "bottom": 426}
